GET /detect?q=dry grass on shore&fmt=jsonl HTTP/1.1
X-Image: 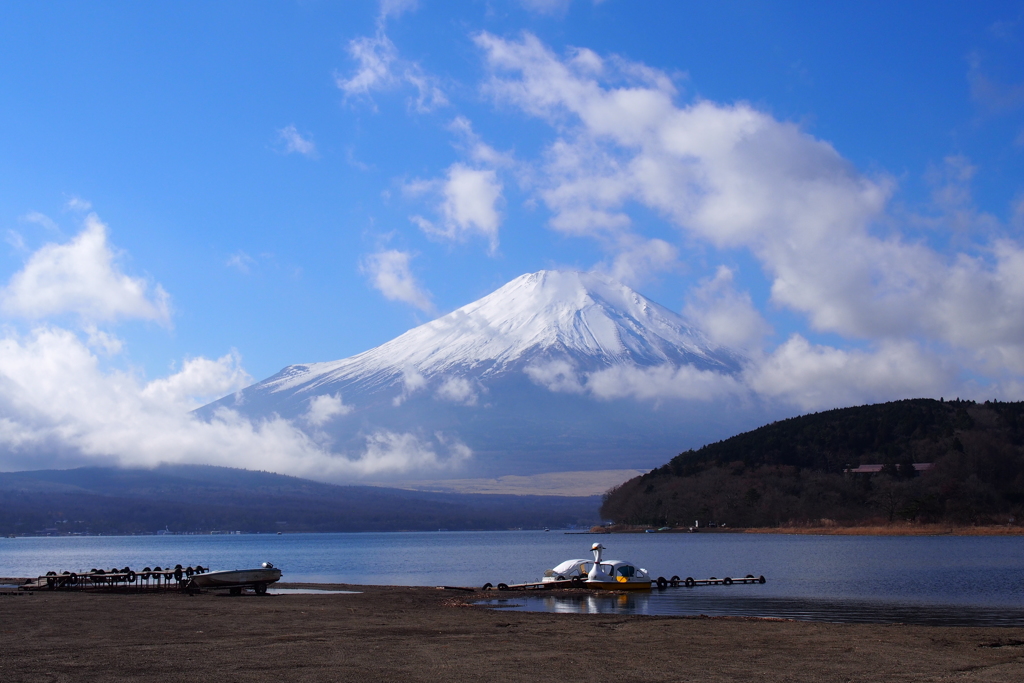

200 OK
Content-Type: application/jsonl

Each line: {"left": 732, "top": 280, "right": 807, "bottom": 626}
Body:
{"left": 594, "top": 523, "right": 1024, "bottom": 536}
{"left": 743, "top": 523, "right": 1024, "bottom": 536}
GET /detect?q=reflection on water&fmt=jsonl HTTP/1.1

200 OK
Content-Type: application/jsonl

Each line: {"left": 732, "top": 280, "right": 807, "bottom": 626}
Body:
{"left": 266, "top": 588, "right": 360, "bottom": 595}
{"left": 483, "top": 589, "right": 1024, "bottom": 627}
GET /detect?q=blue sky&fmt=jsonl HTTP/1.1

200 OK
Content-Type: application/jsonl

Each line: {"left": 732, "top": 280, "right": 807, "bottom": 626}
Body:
{"left": 1, "top": 1, "right": 1023, "bottom": 478}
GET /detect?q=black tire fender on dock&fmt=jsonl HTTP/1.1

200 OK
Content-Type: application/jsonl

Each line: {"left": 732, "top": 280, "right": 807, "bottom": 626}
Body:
{"left": 670, "top": 575, "right": 680, "bottom": 587}
{"left": 127, "top": 571, "right": 136, "bottom": 583}
{"left": 497, "top": 583, "right": 509, "bottom": 591}
{"left": 723, "top": 577, "right": 733, "bottom": 585}
{"left": 684, "top": 577, "right": 695, "bottom": 587}
{"left": 758, "top": 575, "right": 766, "bottom": 584}
{"left": 556, "top": 575, "right": 566, "bottom": 581}
{"left": 482, "top": 583, "right": 493, "bottom": 590}
{"left": 571, "top": 576, "right": 583, "bottom": 587}
{"left": 656, "top": 576, "right": 668, "bottom": 589}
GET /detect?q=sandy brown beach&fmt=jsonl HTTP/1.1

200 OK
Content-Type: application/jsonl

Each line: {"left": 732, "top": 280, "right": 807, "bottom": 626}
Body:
{"left": 2, "top": 584, "right": 1023, "bottom": 682}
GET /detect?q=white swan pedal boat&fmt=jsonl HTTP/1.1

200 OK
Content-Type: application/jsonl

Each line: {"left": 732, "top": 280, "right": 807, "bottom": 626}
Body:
{"left": 543, "top": 543, "right": 652, "bottom": 590}
{"left": 189, "top": 562, "right": 281, "bottom": 595}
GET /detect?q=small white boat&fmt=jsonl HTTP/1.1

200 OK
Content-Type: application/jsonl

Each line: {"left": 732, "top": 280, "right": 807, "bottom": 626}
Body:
{"left": 583, "top": 543, "right": 651, "bottom": 590}
{"left": 189, "top": 562, "right": 282, "bottom": 595}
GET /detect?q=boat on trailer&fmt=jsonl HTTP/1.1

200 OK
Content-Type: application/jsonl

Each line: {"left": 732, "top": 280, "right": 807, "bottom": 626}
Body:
{"left": 188, "top": 562, "right": 281, "bottom": 595}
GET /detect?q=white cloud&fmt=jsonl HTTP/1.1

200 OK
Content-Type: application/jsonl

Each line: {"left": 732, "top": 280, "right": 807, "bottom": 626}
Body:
{"left": 684, "top": 266, "right": 772, "bottom": 350}
{"left": 524, "top": 359, "right": 585, "bottom": 393}
{"left": 6, "top": 230, "right": 26, "bottom": 252}
{"left": 435, "top": 376, "right": 479, "bottom": 405}
{"left": 603, "top": 236, "right": 677, "bottom": 288}
{"left": 440, "top": 164, "right": 503, "bottom": 252}
{"left": 226, "top": 251, "right": 256, "bottom": 274}
{"left": 360, "top": 249, "right": 434, "bottom": 313}
{"left": 21, "top": 211, "right": 60, "bottom": 232}
{"left": 278, "top": 125, "right": 317, "bottom": 157}
{"left": 83, "top": 325, "right": 124, "bottom": 356}
{"left": 585, "top": 363, "right": 745, "bottom": 402}
{"left": 393, "top": 366, "right": 427, "bottom": 406}
{"left": 407, "top": 163, "right": 504, "bottom": 253}
{"left": 744, "top": 336, "right": 956, "bottom": 412}
{"left": 336, "top": 29, "right": 447, "bottom": 112}
{"left": 358, "top": 430, "right": 471, "bottom": 475}
{"left": 474, "top": 32, "right": 1024, "bottom": 384}
{"left": 448, "top": 116, "right": 515, "bottom": 167}
{"left": 304, "top": 393, "right": 354, "bottom": 427}
{"left": 65, "top": 196, "right": 93, "bottom": 213}
{"left": 141, "top": 351, "right": 253, "bottom": 411}
{"left": 404, "top": 70, "right": 449, "bottom": 113}
{"left": 520, "top": 343, "right": 963, "bottom": 413}
{"left": 379, "top": 0, "right": 418, "bottom": 20}
{"left": 337, "top": 31, "right": 399, "bottom": 97}
{"left": 921, "top": 155, "right": 1000, "bottom": 234}
{"left": 0, "top": 325, "right": 467, "bottom": 480}
{"left": 0, "top": 214, "right": 170, "bottom": 325}
{"left": 1012, "top": 194, "right": 1024, "bottom": 230}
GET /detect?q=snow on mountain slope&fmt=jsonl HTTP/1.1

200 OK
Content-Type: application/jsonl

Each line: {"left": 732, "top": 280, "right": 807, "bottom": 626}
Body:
{"left": 199, "top": 270, "right": 761, "bottom": 477}
{"left": 258, "top": 270, "right": 741, "bottom": 397}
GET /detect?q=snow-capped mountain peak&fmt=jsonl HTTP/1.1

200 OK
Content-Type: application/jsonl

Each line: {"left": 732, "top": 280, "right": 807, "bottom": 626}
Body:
{"left": 263, "top": 270, "right": 739, "bottom": 394}
{"left": 198, "top": 270, "right": 755, "bottom": 477}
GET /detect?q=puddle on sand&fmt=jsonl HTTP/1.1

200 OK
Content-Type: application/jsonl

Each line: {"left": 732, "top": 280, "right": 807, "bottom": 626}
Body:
{"left": 480, "top": 591, "right": 1024, "bottom": 627}
{"left": 267, "top": 588, "right": 361, "bottom": 595}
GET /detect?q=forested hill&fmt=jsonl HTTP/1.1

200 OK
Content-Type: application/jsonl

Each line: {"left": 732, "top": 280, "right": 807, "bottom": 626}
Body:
{"left": 600, "top": 399, "right": 1024, "bottom": 527}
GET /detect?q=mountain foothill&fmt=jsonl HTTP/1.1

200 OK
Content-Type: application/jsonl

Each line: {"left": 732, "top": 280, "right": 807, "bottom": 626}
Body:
{"left": 601, "top": 398, "right": 1024, "bottom": 528}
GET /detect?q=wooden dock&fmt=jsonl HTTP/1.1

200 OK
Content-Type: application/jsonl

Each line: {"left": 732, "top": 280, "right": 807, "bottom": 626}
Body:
{"left": 478, "top": 574, "right": 767, "bottom": 591}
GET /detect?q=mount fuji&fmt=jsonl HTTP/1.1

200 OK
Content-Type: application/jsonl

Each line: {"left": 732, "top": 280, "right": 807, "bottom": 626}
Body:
{"left": 199, "top": 271, "right": 767, "bottom": 480}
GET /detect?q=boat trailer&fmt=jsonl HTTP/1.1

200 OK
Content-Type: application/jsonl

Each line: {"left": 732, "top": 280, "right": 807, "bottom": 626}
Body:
{"left": 20, "top": 564, "right": 209, "bottom": 592}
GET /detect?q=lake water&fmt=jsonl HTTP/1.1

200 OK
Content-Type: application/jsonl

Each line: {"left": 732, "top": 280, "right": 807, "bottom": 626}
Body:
{"left": 2, "top": 531, "right": 1022, "bottom": 625}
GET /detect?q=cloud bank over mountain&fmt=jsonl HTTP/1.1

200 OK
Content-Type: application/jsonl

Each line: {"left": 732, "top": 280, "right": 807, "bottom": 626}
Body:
{"left": 0, "top": 217, "right": 473, "bottom": 480}
{"left": 0, "top": 212, "right": 1016, "bottom": 482}
{"left": 2, "top": 5, "right": 1023, "bottom": 483}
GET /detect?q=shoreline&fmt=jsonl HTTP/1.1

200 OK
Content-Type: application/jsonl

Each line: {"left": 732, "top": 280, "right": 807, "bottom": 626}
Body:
{"left": 594, "top": 524, "right": 1024, "bottom": 536}
{"left": 2, "top": 583, "right": 1022, "bottom": 681}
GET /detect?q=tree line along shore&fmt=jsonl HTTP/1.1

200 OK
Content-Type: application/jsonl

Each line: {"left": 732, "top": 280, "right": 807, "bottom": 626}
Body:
{"left": 601, "top": 398, "right": 1024, "bottom": 529}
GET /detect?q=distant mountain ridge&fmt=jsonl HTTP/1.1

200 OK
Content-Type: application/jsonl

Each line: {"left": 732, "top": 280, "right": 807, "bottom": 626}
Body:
{"left": 0, "top": 465, "right": 601, "bottom": 535}
{"left": 199, "top": 270, "right": 760, "bottom": 478}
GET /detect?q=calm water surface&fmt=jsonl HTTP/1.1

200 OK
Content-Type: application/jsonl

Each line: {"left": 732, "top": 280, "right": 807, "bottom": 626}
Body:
{"left": 2, "top": 531, "right": 1022, "bottom": 625}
